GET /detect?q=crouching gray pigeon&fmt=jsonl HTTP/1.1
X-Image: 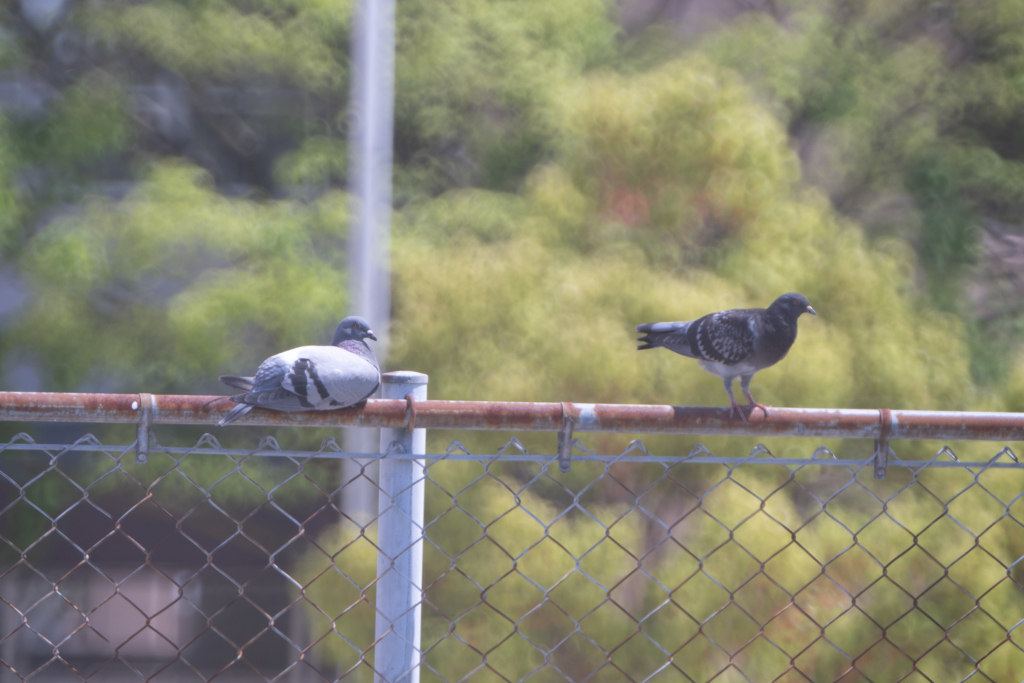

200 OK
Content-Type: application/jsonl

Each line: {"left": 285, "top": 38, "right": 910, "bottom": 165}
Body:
{"left": 217, "top": 316, "right": 381, "bottom": 426}
{"left": 636, "top": 293, "right": 816, "bottom": 423}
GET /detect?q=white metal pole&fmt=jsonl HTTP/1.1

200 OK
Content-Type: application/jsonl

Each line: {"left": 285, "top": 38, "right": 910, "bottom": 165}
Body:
{"left": 374, "top": 371, "right": 427, "bottom": 683}
{"left": 343, "top": 0, "right": 396, "bottom": 522}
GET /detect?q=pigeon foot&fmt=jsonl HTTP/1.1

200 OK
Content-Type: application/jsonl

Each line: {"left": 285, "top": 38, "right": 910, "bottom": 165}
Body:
{"left": 748, "top": 402, "right": 770, "bottom": 419}
{"left": 728, "top": 400, "right": 750, "bottom": 425}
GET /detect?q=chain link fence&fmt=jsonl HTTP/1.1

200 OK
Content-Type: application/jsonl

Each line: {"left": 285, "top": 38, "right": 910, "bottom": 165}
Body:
{"left": 2, "top": 426, "right": 1024, "bottom": 683}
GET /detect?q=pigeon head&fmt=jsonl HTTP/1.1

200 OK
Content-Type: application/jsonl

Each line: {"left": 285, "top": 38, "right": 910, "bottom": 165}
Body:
{"left": 332, "top": 316, "right": 378, "bottom": 345}
{"left": 770, "top": 293, "right": 816, "bottom": 319}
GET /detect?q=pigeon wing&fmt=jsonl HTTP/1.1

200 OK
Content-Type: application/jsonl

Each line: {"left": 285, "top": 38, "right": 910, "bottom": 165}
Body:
{"left": 688, "top": 311, "right": 757, "bottom": 365}
{"left": 250, "top": 355, "right": 291, "bottom": 392}
{"left": 287, "top": 346, "right": 380, "bottom": 407}
{"left": 234, "top": 353, "right": 316, "bottom": 411}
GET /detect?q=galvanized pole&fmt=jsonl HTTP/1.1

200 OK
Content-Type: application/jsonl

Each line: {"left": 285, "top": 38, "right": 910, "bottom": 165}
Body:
{"left": 346, "top": 0, "right": 393, "bottom": 344}
{"left": 344, "top": 0, "right": 396, "bottom": 522}
{"left": 374, "top": 372, "right": 427, "bottom": 683}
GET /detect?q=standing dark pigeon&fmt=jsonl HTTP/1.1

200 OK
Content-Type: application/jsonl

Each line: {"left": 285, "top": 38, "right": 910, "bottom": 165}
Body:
{"left": 636, "top": 293, "right": 816, "bottom": 422}
{"left": 216, "top": 316, "right": 381, "bottom": 426}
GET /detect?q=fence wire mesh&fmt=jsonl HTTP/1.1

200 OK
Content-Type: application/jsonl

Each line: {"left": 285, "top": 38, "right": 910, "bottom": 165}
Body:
{"left": 1, "top": 433, "right": 1023, "bottom": 683}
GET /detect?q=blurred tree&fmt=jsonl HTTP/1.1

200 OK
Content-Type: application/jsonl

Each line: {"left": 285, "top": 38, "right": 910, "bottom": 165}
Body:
{"left": 13, "top": 162, "right": 348, "bottom": 393}
{"left": 689, "top": 0, "right": 1024, "bottom": 382}
{"left": 390, "top": 57, "right": 976, "bottom": 460}
{"left": 83, "top": 0, "right": 617, "bottom": 197}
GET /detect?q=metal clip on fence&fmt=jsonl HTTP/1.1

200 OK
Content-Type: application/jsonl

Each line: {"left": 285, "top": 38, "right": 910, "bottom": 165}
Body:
{"left": 874, "top": 408, "right": 892, "bottom": 479}
{"left": 134, "top": 393, "right": 155, "bottom": 465}
{"left": 558, "top": 402, "right": 579, "bottom": 473}
{"left": 405, "top": 393, "right": 418, "bottom": 432}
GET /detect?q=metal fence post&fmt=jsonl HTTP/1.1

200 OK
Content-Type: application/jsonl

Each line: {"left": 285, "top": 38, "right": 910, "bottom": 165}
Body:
{"left": 374, "top": 371, "right": 427, "bottom": 683}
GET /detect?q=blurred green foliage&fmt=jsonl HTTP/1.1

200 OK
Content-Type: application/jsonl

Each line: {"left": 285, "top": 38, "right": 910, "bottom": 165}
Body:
{"left": 392, "top": 0, "right": 617, "bottom": 195}
{"left": 296, "top": 459, "right": 1024, "bottom": 681}
{"left": 4, "top": 0, "right": 1022, "bottom": 406}
{"left": 14, "top": 163, "right": 349, "bottom": 392}
{"left": 86, "top": 0, "right": 353, "bottom": 90}
{"left": 24, "top": 75, "right": 130, "bottom": 168}
{"left": 390, "top": 57, "right": 979, "bottom": 462}
{"left": 2, "top": 0, "right": 1024, "bottom": 680}
{"left": 0, "top": 123, "right": 23, "bottom": 251}
{"left": 697, "top": 0, "right": 1024, "bottom": 380}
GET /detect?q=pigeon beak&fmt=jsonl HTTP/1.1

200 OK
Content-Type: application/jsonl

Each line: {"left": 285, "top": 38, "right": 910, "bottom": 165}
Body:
{"left": 806, "top": 306, "right": 817, "bottom": 316}
{"left": 366, "top": 329, "right": 378, "bottom": 341}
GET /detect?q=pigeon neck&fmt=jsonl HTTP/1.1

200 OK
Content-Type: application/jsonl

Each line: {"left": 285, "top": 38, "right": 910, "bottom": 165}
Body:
{"left": 766, "top": 302, "right": 801, "bottom": 325}
{"left": 337, "top": 338, "right": 380, "bottom": 370}
{"left": 763, "top": 307, "right": 800, "bottom": 343}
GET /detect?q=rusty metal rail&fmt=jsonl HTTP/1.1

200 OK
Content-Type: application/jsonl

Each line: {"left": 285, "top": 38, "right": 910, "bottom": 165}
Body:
{"left": 1, "top": 391, "right": 1022, "bottom": 441}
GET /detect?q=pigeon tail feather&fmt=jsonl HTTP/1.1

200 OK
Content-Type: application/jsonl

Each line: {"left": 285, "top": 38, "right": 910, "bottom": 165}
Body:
{"left": 219, "top": 375, "right": 255, "bottom": 391}
{"left": 218, "top": 402, "right": 253, "bottom": 427}
{"left": 634, "top": 320, "right": 697, "bottom": 359}
{"left": 635, "top": 321, "right": 688, "bottom": 334}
